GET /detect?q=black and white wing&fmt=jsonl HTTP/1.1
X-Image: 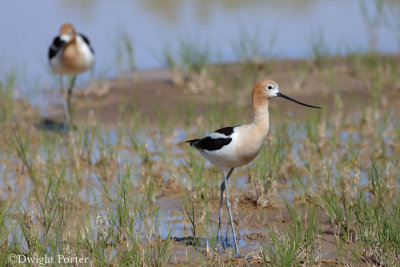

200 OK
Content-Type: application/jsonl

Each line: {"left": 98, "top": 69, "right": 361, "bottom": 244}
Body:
{"left": 78, "top": 33, "right": 94, "bottom": 54}
{"left": 48, "top": 36, "right": 64, "bottom": 60}
{"left": 186, "top": 126, "right": 235, "bottom": 151}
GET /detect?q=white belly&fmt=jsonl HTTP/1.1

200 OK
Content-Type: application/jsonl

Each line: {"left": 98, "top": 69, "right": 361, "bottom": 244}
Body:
{"left": 50, "top": 36, "right": 94, "bottom": 75}
{"left": 199, "top": 125, "right": 267, "bottom": 169}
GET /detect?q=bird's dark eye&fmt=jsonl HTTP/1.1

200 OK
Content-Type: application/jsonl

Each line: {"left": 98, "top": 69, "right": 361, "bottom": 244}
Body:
{"left": 267, "top": 85, "right": 273, "bottom": 90}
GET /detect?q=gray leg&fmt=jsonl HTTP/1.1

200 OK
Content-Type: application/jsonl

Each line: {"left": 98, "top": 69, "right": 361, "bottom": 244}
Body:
{"left": 59, "top": 75, "right": 64, "bottom": 93}
{"left": 66, "top": 75, "right": 77, "bottom": 125}
{"left": 224, "top": 168, "right": 239, "bottom": 257}
{"left": 216, "top": 180, "right": 225, "bottom": 251}
{"left": 216, "top": 168, "right": 234, "bottom": 251}
{"left": 217, "top": 168, "right": 238, "bottom": 251}
{"left": 59, "top": 75, "right": 71, "bottom": 124}
{"left": 224, "top": 217, "right": 230, "bottom": 244}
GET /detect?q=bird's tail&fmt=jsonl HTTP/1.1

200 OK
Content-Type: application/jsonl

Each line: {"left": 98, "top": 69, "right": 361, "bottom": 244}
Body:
{"left": 186, "top": 139, "right": 199, "bottom": 147}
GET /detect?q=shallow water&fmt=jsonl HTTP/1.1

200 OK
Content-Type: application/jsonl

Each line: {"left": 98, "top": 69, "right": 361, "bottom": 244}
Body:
{"left": 157, "top": 194, "right": 261, "bottom": 254}
{"left": 0, "top": 0, "right": 398, "bottom": 91}
{"left": 3, "top": 123, "right": 395, "bottom": 205}
{"left": 2, "top": 120, "right": 399, "bottom": 261}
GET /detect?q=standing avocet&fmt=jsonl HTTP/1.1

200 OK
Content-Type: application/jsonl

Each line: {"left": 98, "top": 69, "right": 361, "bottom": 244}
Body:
{"left": 49, "top": 23, "right": 94, "bottom": 125}
{"left": 186, "top": 80, "right": 321, "bottom": 256}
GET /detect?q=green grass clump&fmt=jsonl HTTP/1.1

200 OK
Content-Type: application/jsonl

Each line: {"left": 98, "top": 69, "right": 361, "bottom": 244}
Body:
{"left": 1, "top": 50, "right": 400, "bottom": 265}
{"left": 308, "top": 29, "right": 330, "bottom": 69}
{"left": 115, "top": 30, "right": 137, "bottom": 72}
{"left": 251, "top": 125, "right": 291, "bottom": 198}
{"left": 232, "top": 28, "right": 276, "bottom": 63}
{"left": 0, "top": 72, "right": 17, "bottom": 122}
{"left": 158, "top": 37, "right": 211, "bottom": 75}
{"left": 262, "top": 204, "right": 320, "bottom": 266}
{"left": 177, "top": 38, "right": 211, "bottom": 74}
{"left": 352, "top": 160, "right": 400, "bottom": 265}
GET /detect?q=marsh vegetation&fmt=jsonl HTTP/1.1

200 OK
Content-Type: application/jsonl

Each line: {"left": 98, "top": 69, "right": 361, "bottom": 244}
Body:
{"left": 1, "top": 45, "right": 400, "bottom": 265}
{"left": 1, "top": 1, "right": 400, "bottom": 266}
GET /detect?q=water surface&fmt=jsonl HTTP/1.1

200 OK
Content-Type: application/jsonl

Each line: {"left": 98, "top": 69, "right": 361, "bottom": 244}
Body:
{"left": 0, "top": 0, "right": 398, "bottom": 87}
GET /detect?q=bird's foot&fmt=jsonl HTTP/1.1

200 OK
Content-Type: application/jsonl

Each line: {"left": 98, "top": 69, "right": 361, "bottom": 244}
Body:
{"left": 215, "top": 234, "right": 228, "bottom": 253}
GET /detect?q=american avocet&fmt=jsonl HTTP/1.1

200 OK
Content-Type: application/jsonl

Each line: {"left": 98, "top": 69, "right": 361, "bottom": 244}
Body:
{"left": 49, "top": 23, "right": 94, "bottom": 124}
{"left": 186, "top": 80, "right": 320, "bottom": 256}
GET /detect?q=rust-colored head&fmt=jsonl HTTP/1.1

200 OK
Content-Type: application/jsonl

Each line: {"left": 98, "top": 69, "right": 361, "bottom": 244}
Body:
{"left": 252, "top": 80, "right": 279, "bottom": 108}
{"left": 252, "top": 79, "right": 321, "bottom": 110}
{"left": 59, "top": 23, "right": 76, "bottom": 41}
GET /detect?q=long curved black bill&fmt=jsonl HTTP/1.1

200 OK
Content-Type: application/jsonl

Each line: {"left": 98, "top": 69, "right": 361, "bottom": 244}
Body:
{"left": 277, "top": 92, "right": 321, "bottom": 109}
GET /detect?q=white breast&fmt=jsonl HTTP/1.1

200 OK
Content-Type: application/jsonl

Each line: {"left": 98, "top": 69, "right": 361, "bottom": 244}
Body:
{"left": 75, "top": 35, "right": 94, "bottom": 70}
{"left": 50, "top": 35, "right": 94, "bottom": 75}
{"left": 200, "top": 124, "right": 268, "bottom": 170}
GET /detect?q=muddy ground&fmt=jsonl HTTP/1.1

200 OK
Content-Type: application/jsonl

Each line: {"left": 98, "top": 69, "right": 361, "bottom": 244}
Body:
{"left": 34, "top": 56, "right": 400, "bottom": 266}
{"left": 44, "top": 56, "right": 400, "bottom": 125}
